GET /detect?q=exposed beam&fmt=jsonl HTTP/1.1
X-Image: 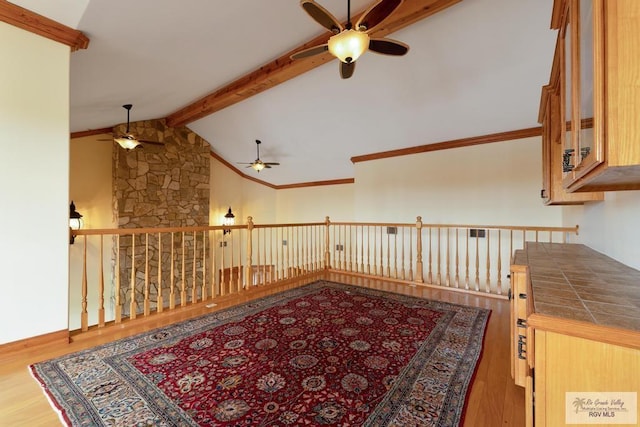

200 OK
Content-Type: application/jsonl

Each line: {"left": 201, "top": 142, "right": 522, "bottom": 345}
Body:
{"left": 350, "top": 127, "right": 543, "bottom": 163}
{"left": 70, "top": 127, "right": 112, "bottom": 139}
{"left": 166, "top": 0, "right": 462, "bottom": 127}
{"left": 0, "top": 0, "right": 89, "bottom": 51}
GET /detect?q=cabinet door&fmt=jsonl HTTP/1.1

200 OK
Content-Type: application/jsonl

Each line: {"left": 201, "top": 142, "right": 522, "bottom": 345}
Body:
{"left": 573, "top": 0, "right": 605, "bottom": 179}
{"left": 561, "top": 0, "right": 576, "bottom": 187}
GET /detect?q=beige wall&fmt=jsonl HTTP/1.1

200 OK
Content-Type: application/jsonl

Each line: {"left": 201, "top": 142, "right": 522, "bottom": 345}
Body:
{"left": 0, "top": 23, "right": 71, "bottom": 344}
{"left": 69, "top": 135, "right": 115, "bottom": 329}
{"left": 276, "top": 184, "right": 354, "bottom": 223}
{"left": 352, "top": 137, "right": 564, "bottom": 227}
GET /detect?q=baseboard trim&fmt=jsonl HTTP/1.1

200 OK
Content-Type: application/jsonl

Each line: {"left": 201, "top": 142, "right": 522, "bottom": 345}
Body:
{"left": 0, "top": 330, "right": 69, "bottom": 354}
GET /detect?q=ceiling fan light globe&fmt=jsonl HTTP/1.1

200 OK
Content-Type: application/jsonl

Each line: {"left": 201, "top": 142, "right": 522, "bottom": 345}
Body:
{"left": 252, "top": 162, "right": 265, "bottom": 172}
{"left": 114, "top": 135, "right": 141, "bottom": 150}
{"left": 328, "top": 29, "right": 369, "bottom": 63}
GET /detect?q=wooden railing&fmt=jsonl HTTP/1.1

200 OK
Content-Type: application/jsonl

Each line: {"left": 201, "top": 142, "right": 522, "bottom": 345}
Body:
{"left": 69, "top": 217, "right": 578, "bottom": 332}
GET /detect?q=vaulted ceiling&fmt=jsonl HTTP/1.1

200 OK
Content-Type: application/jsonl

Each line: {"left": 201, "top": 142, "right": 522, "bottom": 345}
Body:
{"left": 6, "top": 0, "right": 556, "bottom": 186}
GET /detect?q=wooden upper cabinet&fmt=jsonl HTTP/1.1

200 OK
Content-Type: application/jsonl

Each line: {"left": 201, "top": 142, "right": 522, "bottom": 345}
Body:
{"left": 550, "top": 0, "right": 640, "bottom": 192}
{"left": 537, "top": 24, "right": 603, "bottom": 205}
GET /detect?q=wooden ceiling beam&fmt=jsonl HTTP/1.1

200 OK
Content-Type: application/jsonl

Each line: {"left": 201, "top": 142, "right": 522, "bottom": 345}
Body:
{"left": 0, "top": 0, "right": 89, "bottom": 51}
{"left": 166, "top": 0, "right": 462, "bottom": 127}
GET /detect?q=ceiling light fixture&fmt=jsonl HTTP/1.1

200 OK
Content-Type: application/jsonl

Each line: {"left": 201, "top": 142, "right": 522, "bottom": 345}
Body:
{"left": 328, "top": 28, "right": 369, "bottom": 64}
{"left": 114, "top": 104, "right": 141, "bottom": 150}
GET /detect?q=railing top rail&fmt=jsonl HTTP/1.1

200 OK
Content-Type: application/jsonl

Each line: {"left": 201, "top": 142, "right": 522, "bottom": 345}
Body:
{"left": 72, "top": 221, "right": 579, "bottom": 237}
{"left": 420, "top": 223, "right": 579, "bottom": 233}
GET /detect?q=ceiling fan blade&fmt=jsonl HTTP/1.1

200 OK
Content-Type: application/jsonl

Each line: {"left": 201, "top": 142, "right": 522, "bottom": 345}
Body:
{"left": 340, "top": 61, "right": 356, "bottom": 79}
{"left": 291, "top": 44, "right": 329, "bottom": 60}
{"left": 301, "top": 0, "right": 343, "bottom": 33}
{"left": 369, "top": 38, "right": 409, "bottom": 56}
{"left": 264, "top": 162, "right": 280, "bottom": 166}
{"left": 138, "top": 139, "right": 164, "bottom": 146}
{"left": 356, "top": 0, "right": 403, "bottom": 32}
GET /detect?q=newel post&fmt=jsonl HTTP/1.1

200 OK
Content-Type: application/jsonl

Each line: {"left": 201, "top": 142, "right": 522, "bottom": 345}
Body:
{"left": 415, "top": 216, "right": 424, "bottom": 284}
{"left": 324, "top": 216, "right": 331, "bottom": 269}
{"left": 246, "top": 216, "right": 254, "bottom": 288}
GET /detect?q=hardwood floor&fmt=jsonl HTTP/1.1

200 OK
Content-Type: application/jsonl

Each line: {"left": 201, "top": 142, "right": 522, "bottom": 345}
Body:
{"left": 0, "top": 274, "right": 524, "bottom": 426}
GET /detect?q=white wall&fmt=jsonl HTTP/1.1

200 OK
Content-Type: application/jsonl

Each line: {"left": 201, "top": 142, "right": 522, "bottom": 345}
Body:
{"left": 0, "top": 23, "right": 70, "bottom": 344}
{"left": 563, "top": 191, "right": 640, "bottom": 270}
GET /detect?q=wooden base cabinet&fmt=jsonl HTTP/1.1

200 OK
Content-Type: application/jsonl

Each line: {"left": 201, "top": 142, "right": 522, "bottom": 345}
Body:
{"left": 532, "top": 328, "right": 640, "bottom": 427}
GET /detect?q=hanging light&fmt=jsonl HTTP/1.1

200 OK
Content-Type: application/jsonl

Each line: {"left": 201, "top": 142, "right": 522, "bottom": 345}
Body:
{"left": 114, "top": 134, "right": 141, "bottom": 150}
{"left": 251, "top": 161, "right": 266, "bottom": 172}
{"left": 69, "top": 201, "right": 83, "bottom": 244}
{"left": 328, "top": 29, "right": 370, "bottom": 63}
{"left": 223, "top": 207, "right": 235, "bottom": 234}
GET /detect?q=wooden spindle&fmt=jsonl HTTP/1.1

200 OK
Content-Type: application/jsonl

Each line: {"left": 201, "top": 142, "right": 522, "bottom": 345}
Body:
{"left": 115, "top": 235, "right": 122, "bottom": 323}
{"left": 465, "top": 228, "right": 470, "bottom": 290}
{"left": 201, "top": 231, "right": 207, "bottom": 299}
{"left": 246, "top": 217, "right": 254, "bottom": 287}
{"left": 486, "top": 229, "right": 491, "bottom": 293}
{"left": 144, "top": 233, "right": 150, "bottom": 316}
{"left": 130, "top": 234, "right": 137, "bottom": 319}
{"left": 497, "top": 230, "right": 503, "bottom": 294}
{"left": 379, "top": 226, "right": 384, "bottom": 277}
{"left": 81, "top": 235, "right": 88, "bottom": 331}
{"left": 446, "top": 228, "right": 450, "bottom": 286}
{"left": 170, "top": 232, "right": 175, "bottom": 309}
{"left": 455, "top": 228, "right": 460, "bottom": 288}
{"left": 157, "top": 232, "right": 164, "bottom": 312}
{"left": 191, "top": 231, "right": 197, "bottom": 302}
{"left": 427, "top": 227, "right": 433, "bottom": 284}
{"left": 400, "top": 226, "right": 405, "bottom": 280}
{"left": 98, "top": 235, "right": 105, "bottom": 327}
{"left": 475, "top": 233, "right": 480, "bottom": 291}
{"left": 181, "top": 232, "right": 186, "bottom": 305}
{"left": 437, "top": 227, "right": 441, "bottom": 285}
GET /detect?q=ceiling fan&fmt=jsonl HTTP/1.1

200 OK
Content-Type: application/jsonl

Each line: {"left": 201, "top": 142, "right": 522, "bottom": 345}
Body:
{"left": 237, "top": 140, "right": 280, "bottom": 172}
{"left": 290, "top": 0, "right": 409, "bottom": 79}
{"left": 106, "top": 104, "right": 164, "bottom": 150}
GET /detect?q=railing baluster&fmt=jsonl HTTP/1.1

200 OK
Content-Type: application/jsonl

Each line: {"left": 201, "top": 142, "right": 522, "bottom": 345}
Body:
{"left": 455, "top": 228, "right": 460, "bottom": 288}
{"left": 428, "top": 227, "right": 433, "bottom": 284}
{"left": 170, "top": 232, "right": 176, "bottom": 308}
{"left": 485, "top": 230, "right": 491, "bottom": 293}
{"left": 475, "top": 233, "right": 480, "bottom": 291}
{"left": 144, "top": 234, "right": 150, "bottom": 316}
{"left": 81, "top": 235, "right": 88, "bottom": 331}
{"left": 181, "top": 232, "right": 186, "bottom": 305}
{"left": 437, "top": 227, "right": 441, "bottom": 285}
{"left": 98, "top": 235, "right": 105, "bottom": 327}
{"left": 201, "top": 231, "right": 207, "bottom": 299}
{"left": 191, "top": 231, "right": 197, "bottom": 302}
{"left": 157, "top": 232, "right": 164, "bottom": 313}
{"left": 115, "top": 235, "right": 122, "bottom": 323}
{"left": 465, "top": 228, "right": 470, "bottom": 290}
{"left": 446, "top": 228, "right": 450, "bottom": 287}
{"left": 497, "top": 230, "right": 503, "bottom": 295}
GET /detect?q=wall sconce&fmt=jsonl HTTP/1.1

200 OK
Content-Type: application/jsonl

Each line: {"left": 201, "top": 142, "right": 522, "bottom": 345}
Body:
{"left": 223, "top": 207, "right": 235, "bottom": 235}
{"left": 69, "top": 201, "right": 83, "bottom": 244}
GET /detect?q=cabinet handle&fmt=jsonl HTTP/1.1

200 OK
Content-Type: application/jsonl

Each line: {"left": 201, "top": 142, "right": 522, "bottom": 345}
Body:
{"left": 519, "top": 293, "right": 527, "bottom": 299}
{"left": 517, "top": 318, "right": 527, "bottom": 328}
{"left": 508, "top": 288, "right": 512, "bottom": 300}
{"left": 518, "top": 335, "right": 527, "bottom": 359}
{"left": 540, "top": 189, "right": 546, "bottom": 198}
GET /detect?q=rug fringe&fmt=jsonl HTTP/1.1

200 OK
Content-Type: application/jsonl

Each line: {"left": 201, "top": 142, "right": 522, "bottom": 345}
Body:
{"left": 29, "top": 364, "right": 70, "bottom": 427}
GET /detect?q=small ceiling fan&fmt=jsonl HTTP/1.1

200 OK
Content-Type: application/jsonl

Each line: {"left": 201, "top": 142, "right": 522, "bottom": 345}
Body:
{"left": 290, "top": 0, "right": 409, "bottom": 79}
{"left": 237, "top": 140, "right": 280, "bottom": 172}
{"left": 105, "top": 104, "right": 164, "bottom": 150}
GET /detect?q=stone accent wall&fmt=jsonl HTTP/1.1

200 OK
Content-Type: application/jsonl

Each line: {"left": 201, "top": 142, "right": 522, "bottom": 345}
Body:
{"left": 113, "top": 119, "right": 210, "bottom": 314}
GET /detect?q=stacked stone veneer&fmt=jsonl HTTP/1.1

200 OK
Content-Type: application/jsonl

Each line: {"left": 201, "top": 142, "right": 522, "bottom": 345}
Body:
{"left": 113, "top": 119, "right": 210, "bottom": 315}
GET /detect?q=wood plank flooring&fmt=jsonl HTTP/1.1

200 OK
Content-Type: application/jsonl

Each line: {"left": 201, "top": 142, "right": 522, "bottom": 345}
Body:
{"left": 0, "top": 274, "right": 524, "bottom": 426}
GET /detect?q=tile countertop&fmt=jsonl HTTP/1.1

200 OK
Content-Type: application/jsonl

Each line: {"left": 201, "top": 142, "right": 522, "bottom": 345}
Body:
{"left": 515, "top": 242, "right": 640, "bottom": 332}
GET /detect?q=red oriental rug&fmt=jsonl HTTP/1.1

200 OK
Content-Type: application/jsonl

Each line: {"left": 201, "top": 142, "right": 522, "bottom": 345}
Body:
{"left": 30, "top": 281, "right": 489, "bottom": 426}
